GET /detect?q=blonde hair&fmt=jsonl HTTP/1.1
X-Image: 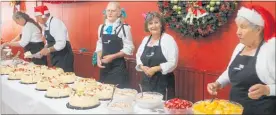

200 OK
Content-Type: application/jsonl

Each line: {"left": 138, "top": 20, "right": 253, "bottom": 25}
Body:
{"left": 104, "top": 2, "right": 125, "bottom": 23}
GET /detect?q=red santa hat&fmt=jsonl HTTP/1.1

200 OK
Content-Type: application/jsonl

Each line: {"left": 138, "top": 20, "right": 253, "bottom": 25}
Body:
{"left": 34, "top": 5, "right": 50, "bottom": 18}
{"left": 237, "top": 5, "right": 275, "bottom": 42}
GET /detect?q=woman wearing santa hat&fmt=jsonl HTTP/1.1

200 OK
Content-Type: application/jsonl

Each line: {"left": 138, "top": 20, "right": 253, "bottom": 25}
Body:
{"left": 1, "top": 11, "right": 47, "bottom": 65}
{"left": 207, "top": 5, "right": 275, "bottom": 114}
{"left": 34, "top": 5, "right": 74, "bottom": 72}
{"left": 95, "top": 2, "right": 134, "bottom": 88}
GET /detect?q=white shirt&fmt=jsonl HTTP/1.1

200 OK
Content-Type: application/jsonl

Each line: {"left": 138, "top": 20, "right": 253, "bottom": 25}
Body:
{"left": 217, "top": 38, "right": 275, "bottom": 96}
{"left": 136, "top": 33, "right": 179, "bottom": 75}
{"left": 44, "top": 16, "right": 69, "bottom": 51}
{"left": 19, "top": 22, "right": 43, "bottom": 47}
{"left": 95, "top": 18, "right": 134, "bottom": 55}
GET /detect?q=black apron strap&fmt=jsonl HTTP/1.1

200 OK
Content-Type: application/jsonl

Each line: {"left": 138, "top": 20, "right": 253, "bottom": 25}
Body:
{"left": 114, "top": 24, "right": 121, "bottom": 35}
{"left": 238, "top": 40, "right": 264, "bottom": 56}
{"left": 121, "top": 24, "right": 126, "bottom": 37}
{"left": 254, "top": 40, "right": 265, "bottom": 57}
{"left": 115, "top": 24, "right": 127, "bottom": 38}
{"left": 100, "top": 24, "right": 105, "bottom": 38}
{"left": 48, "top": 17, "right": 54, "bottom": 33}
{"left": 144, "top": 35, "right": 152, "bottom": 49}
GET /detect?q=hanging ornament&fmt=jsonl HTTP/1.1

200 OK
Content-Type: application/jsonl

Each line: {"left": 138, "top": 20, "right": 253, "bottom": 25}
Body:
{"left": 184, "top": 1, "right": 208, "bottom": 25}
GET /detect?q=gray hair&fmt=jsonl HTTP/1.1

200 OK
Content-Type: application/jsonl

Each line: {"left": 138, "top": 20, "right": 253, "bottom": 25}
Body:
{"left": 235, "top": 16, "right": 261, "bottom": 30}
{"left": 235, "top": 16, "right": 264, "bottom": 38}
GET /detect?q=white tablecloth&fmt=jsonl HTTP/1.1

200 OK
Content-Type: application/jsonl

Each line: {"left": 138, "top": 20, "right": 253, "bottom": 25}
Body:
{"left": 1, "top": 75, "right": 162, "bottom": 114}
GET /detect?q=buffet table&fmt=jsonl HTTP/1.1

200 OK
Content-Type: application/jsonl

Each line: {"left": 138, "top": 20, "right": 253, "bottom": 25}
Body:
{"left": 1, "top": 75, "right": 162, "bottom": 114}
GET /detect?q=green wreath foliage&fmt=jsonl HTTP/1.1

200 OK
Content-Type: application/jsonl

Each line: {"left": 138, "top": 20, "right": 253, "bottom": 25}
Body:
{"left": 158, "top": 0, "right": 238, "bottom": 38}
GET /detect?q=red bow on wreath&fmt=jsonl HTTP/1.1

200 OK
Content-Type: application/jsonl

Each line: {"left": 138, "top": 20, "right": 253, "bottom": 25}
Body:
{"left": 184, "top": 1, "right": 208, "bottom": 25}
{"left": 187, "top": 1, "right": 207, "bottom": 18}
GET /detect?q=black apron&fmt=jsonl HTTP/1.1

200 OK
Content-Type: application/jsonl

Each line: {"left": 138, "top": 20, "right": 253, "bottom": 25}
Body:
{"left": 99, "top": 24, "right": 128, "bottom": 88}
{"left": 229, "top": 41, "right": 276, "bottom": 114}
{"left": 44, "top": 17, "right": 74, "bottom": 72}
{"left": 140, "top": 34, "right": 175, "bottom": 100}
{"left": 24, "top": 42, "right": 47, "bottom": 65}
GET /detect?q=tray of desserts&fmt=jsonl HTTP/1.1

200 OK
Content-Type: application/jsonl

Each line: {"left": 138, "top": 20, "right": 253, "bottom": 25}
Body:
{"left": 66, "top": 102, "right": 100, "bottom": 110}
{"left": 35, "top": 88, "right": 47, "bottom": 91}
{"left": 20, "top": 81, "right": 37, "bottom": 84}
{"left": 44, "top": 95, "right": 70, "bottom": 99}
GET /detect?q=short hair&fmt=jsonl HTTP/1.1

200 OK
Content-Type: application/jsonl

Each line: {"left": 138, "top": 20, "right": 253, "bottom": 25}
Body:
{"left": 235, "top": 16, "right": 264, "bottom": 37}
{"left": 104, "top": 2, "right": 124, "bottom": 22}
{"left": 144, "top": 12, "right": 166, "bottom": 33}
{"left": 235, "top": 16, "right": 261, "bottom": 31}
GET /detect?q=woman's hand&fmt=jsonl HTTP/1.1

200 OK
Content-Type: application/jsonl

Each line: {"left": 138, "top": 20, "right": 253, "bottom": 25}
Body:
{"left": 145, "top": 66, "right": 161, "bottom": 77}
{"left": 101, "top": 54, "right": 115, "bottom": 64}
{"left": 140, "top": 65, "right": 150, "bottom": 74}
{"left": 39, "top": 48, "right": 50, "bottom": 56}
{"left": 207, "top": 82, "right": 221, "bottom": 95}
{"left": 248, "top": 84, "right": 270, "bottom": 99}
{"left": 97, "top": 58, "right": 105, "bottom": 68}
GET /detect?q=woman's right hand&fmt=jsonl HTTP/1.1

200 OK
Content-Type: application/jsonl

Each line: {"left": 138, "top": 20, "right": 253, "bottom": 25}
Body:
{"left": 140, "top": 65, "right": 150, "bottom": 75}
{"left": 97, "top": 58, "right": 105, "bottom": 68}
{"left": 207, "top": 82, "right": 221, "bottom": 95}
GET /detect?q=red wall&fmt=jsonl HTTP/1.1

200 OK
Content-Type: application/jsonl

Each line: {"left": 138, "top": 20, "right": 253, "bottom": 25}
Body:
{"left": 1, "top": 1, "right": 275, "bottom": 99}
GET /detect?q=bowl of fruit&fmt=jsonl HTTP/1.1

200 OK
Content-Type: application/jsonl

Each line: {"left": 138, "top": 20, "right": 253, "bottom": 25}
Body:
{"left": 164, "top": 98, "right": 193, "bottom": 114}
{"left": 192, "top": 99, "right": 243, "bottom": 114}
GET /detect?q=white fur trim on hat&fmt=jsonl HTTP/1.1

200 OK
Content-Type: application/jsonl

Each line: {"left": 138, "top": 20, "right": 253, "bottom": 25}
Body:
{"left": 34, "top": 10, "right": 50, "bottom": 17}
{"left": 237, "top": 7, "right": 264, "bottom": 27}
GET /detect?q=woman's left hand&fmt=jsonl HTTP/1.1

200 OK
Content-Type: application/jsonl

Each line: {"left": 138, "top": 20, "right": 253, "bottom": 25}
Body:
{"left": 101, "top": 54, "right": 115, "bottom": 64}
{"left": 146, "top": 66, "right": 160, "bottom": 77}
{"left": 248, "top": 84, "right": 270, "bottom": 99}
{"left": 40, "top": 48, "right": 50, "bottom": 56}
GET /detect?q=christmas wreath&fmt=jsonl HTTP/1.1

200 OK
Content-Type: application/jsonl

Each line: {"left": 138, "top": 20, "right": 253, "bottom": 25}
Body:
{"left": 158, "top": 0, "right": 238, "bottom": 38}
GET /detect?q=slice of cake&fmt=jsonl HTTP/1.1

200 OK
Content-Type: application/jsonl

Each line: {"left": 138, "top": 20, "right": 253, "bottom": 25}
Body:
{"left": 68, "top": 90, "right": 100, "bottom": 108}
{"left": 36, "top": 77, "right": 51, "bottom": 90}
{"left": 46, "top": 83, "right": 71, "bottom": 98}
{"left": 20, "top": 73, "right": 40, "bottom": 84}
{"left": 73, "top": 78, "right": 97, "bottom": 90}
{"left": 0, "top": 65, "right": 15, "bottom": 75}
{"left": 8, "top": 72, "right": 21, "bottom": 80}
{"left": 8, "top": 68, "right": 25, "bottom": 80}
{"left": 59, "top": 72, "right": 77, "bottom": 84}
{"left": 36, "top": 76, "right": 60, "bottom": 90}
{"left": 96, "top": 84, "right": 114, "bottom": 100}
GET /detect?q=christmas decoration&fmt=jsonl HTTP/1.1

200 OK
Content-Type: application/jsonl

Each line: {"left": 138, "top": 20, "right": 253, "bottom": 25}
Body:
{"left": 10, "top": 0, "right": 26, "bottom": 13}
{"left": 158, "top": 0, "right": 238, "bottom": 38}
